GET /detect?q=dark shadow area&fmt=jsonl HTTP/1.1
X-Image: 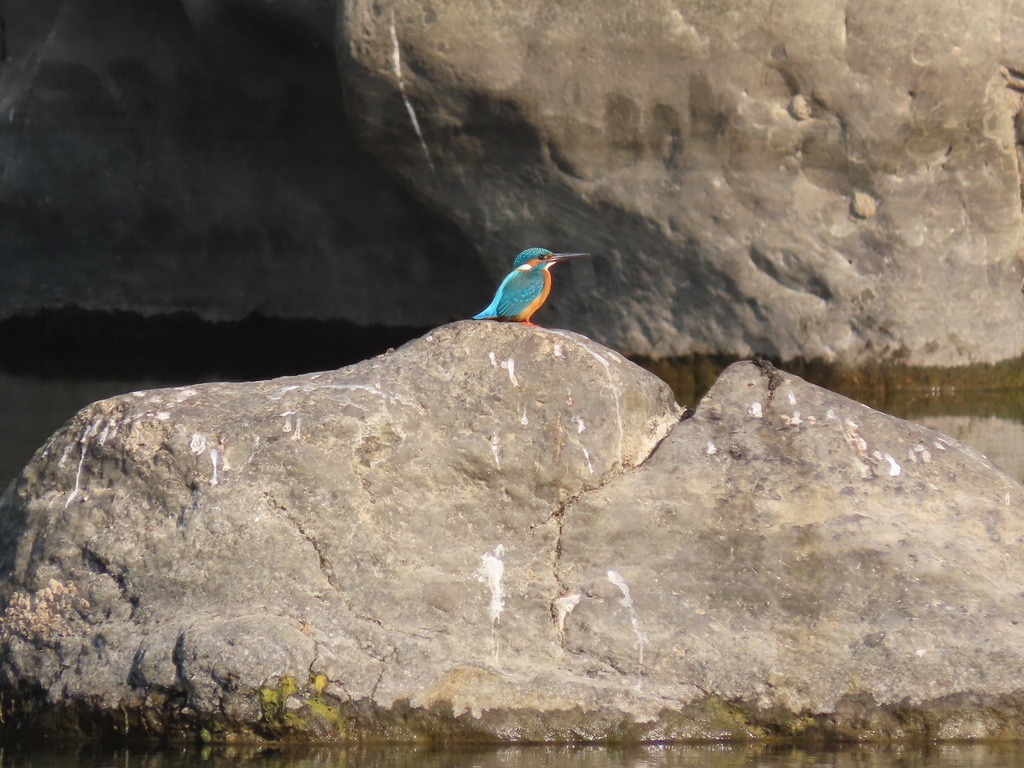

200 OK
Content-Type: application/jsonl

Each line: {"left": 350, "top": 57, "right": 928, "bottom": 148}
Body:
{"left": 1, "top": 733, "right": 1024, "bottom": 766}
{"left": 0, "top": 307, "right": 427, "bottom": 383}
{"left": 1, "top": 0, "right": 493, "bottom": 330}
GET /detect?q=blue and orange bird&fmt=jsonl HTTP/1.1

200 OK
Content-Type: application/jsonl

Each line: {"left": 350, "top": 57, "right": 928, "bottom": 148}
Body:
{"left": 473, "top": 247, "right": 589, "bottom": 327}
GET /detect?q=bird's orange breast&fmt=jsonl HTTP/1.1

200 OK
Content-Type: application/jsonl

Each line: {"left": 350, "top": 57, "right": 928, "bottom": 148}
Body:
{"left": 511, "top": 268, "right": 552, "bottom": 322}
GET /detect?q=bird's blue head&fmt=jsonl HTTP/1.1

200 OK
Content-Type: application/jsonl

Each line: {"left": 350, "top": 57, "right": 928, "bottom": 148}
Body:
{"left": 512, "top": 247, "right": 554, "bottom": 269}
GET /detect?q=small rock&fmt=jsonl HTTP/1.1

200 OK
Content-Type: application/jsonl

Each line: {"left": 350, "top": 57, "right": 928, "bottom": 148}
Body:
{"left": 789, "top": 93, "right": 812, "bottom": 120}
{"left": 851, "top": 191, "right": 878, "bottom": 219}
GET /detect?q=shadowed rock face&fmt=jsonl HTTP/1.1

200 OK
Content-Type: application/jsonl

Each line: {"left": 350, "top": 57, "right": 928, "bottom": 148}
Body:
{"left": 3, "top": 0, "right": 1023, "bottom": 367}
{"left": 2, "top": 324, "right": 1024, "bottom": 742}
{"left": 0, "top": 0, "right": 490, "bottom": 326}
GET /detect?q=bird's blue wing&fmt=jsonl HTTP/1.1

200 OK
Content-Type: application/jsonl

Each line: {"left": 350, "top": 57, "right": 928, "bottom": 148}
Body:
{"left": 475, "top": 269, "right": 545, "bottom": 319}
{"left": 473, "top": 295, "right": 502, "bottom": 319}
{"left": 494, "top": 270, "right": 545, "bottom": 317}
{"left": 473, "top": 270, "right": 515, "bottom": 318}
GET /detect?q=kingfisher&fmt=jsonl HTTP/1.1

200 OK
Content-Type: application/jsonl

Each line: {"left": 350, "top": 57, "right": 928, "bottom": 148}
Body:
{"left": 473, "top": 247, "right": 589, "bottom": 326}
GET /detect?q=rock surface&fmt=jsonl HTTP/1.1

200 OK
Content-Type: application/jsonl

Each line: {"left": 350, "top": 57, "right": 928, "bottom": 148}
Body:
{"left": 559, "top": 361, "right": 1024, "bottom": 737}
{"left": 341, "top": 0, "right": 1024, "bottom": 365}
{"left": 0, "top": 322, "right": 681, "bottom": 739}
{"left": 2, "top": 323, "right": 1024, "bottom": 742}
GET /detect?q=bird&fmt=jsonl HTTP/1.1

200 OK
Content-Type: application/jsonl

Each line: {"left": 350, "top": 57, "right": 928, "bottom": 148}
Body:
{"left": 473, "top": 247, "right": 589, "bottom": 327}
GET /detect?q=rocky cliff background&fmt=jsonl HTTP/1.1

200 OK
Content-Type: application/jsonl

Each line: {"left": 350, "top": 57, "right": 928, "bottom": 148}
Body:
{"left": 2, "top": 0, "right": 1023, "bottom": 368}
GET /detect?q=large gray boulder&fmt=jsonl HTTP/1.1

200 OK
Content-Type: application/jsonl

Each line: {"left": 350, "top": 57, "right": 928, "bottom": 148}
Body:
{"left": 0, "top": 321, "right": 681, "bottom": 739}
{"left": 341, "top": 0, "right": 1024, "bottom": 365}
{"left": 559, "top": 361, "right": 1024, "bottom": 738}
{"left": 2, "top": 323, "right": 1024, "bottom": 741}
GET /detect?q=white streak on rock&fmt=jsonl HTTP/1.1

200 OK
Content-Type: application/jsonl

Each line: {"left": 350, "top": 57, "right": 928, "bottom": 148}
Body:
{"left": 280, "top": 411, "right": 296, "bottom": 433}
{"left": 520, "top": 406, "right": 529, "bottom": 426}
{"left": 476, "top": 546, "right": 506, "bottom": 622}
{"left": 553, "top": 344, "right": 564, "bottom": 358}
{"left": 266, "top": 384, "right": 300, "bottom": 401}
{"left": 787, "top": 391, "right": 797, "bottom": 405}
{"left": 876, "top": 451, "right": 901, "bottom": 476}
{"left": 706, "top": 441, "right": 717, "bottom": 456}
{"left": 97, "top": 418, "right": 119, "bottom": 446}
{"left": 501, "top": 358, "right": 519, "bottom": 387}
{"left": 210, "top": 448, "right": 222, "bottom": 486}
{"left": 607, "top": 569, "right": 649, "bottom": 677}
{"left": 488, "top": 351, "right": 498, "bottom": 367}
{"left": 390, "top": 11, "right": 437, "bottom": 182}
{"left": 581, "top": 445, "right": 594, "bottom": 474}
{"left": 189, "top": 433, "right": 207, "bottom": 455}
{"left": 489, "top": 434, "right": 502, "bottom": 469}
{"left": 608, "top": 569, "right": 633, "bottom": 608}
{"left": 568, "top": 415, "right": 590, "bottom": 470}
{"left": 475, "top": 545, "right": 506, "bottom": 659}
{"left": 747, "top": 402, "right": 763, "bottom": 418}
{"left": 65, "top": 424, "right": 97, "bottom": 508}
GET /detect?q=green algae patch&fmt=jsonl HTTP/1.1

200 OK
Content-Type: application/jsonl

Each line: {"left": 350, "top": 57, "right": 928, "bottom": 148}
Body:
{"left": 306, "top": 674, "right": 348, "bottom": 738}
{"left": 258, "top": 676, "right": 302, "bottom": 735}
{"left": 256, "top": 673, "right": 348, "bottom": 740}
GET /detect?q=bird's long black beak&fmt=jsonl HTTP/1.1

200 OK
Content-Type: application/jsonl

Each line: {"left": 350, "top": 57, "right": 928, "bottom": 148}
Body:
{"left": 546, "top": 252, "right": 589, "bottom": 263}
